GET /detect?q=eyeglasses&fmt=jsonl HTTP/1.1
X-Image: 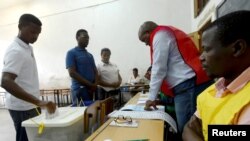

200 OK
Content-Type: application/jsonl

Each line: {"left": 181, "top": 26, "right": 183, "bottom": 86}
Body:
{"left": 114, "top": 115, "right": 132, "bottom": 124}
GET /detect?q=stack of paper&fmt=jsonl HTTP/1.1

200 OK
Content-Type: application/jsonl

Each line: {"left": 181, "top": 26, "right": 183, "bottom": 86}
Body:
{"left": 137, "top": 93, "right": 149, "bottom": 104}
{"left": 120, "top": 104, "right": 165, "bottom": 112}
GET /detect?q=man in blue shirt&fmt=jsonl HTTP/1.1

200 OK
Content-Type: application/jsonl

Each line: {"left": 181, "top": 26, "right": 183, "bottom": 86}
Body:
{"left": 66, "top": 29, "right": 98, "bottom": 106}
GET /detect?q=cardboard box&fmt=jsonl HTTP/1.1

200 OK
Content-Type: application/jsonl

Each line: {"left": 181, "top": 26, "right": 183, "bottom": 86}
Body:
{"left": 22, "top": 107, "right": 86, "bottom": 141}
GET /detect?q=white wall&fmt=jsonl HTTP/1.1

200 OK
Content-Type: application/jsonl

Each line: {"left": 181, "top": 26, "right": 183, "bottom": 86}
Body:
{"left": 0, "top": 0, "right": 192, "bottom": 89}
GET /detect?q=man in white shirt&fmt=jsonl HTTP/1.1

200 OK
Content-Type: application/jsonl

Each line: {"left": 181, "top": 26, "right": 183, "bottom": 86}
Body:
{"left": 138, "top": 21, "right": 213, "bottom": 135}
{"left": 127, "top": 68, "right": 145, "bottom": 96}
{"left": 127, "top": 68, "right": 143, "bottom": 85}
{"left": 1, "top": 14, "right": 56, "bottom": 141}
{"left": 97, "top": 48, "right": 122, "bottom": 102}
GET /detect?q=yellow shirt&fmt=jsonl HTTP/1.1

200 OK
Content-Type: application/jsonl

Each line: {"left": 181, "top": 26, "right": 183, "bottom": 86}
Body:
{"left": 196, "top": 67, "right": 250, "bottom": 141}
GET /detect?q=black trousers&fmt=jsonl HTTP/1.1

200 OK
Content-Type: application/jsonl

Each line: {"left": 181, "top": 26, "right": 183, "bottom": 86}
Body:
{"left": 9, "top": 108, "right": 41, "bottom": 141}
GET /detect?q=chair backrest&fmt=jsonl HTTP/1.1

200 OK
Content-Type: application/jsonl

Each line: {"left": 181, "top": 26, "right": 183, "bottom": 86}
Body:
{"left": 83, "top": 100, "right": 101, "bottom": 135}
{"left": 100, "top": 97, "right": 114, "bottom": 125}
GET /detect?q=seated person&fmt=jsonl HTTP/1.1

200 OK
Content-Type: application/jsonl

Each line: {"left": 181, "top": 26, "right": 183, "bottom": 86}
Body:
{"left": 144, "top": 66, "right": 152, "bottom": 81}
{"left": 144, "top": 66, "right": 152, "bottom": 85}
{"left": 97, "top": 48, "right": 122, "bottom": 102}
{"left": 127, "top": 68, "right": 144, "bottom": 85}
{"left": 183, "top": 11, "right": 250, "bottom": 141}
{"left": 126, "top": 68, "right": 144, "bottom": 95}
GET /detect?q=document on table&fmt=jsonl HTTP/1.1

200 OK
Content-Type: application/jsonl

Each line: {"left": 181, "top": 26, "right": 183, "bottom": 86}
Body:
{"left": 120, "top": 104, "right": 165, "bottom": 112}
{"left": 137, "top": 97, "right": 148, "bottom": 104}
{"left": 137, "top": 93, "right": 149, "bottom": 104}
{"left": 108, "top": 110, "right": 177, "bottom": 133}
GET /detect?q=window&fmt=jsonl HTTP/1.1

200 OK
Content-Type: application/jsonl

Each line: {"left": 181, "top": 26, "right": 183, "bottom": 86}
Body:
{"left": 194, "top": 0, "right": 210, "bottom": 17}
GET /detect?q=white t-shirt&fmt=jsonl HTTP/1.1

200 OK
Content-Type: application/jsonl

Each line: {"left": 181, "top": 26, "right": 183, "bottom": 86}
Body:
{"left": 127, "top": 75, "right": 143, "bottom": 85}
{"left": 97, "top": 61, "right": 120, "bottom": 92}
{"left": 2, "top": 37, "right": 39, "bottom": 111}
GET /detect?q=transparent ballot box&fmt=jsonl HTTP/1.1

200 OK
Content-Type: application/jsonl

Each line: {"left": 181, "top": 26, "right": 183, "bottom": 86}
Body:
{"left": 22, "top": 107, "right": 86, "bottom": 141}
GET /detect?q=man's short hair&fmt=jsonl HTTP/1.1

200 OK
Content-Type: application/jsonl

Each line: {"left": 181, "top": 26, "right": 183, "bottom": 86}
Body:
{"left": 204, "top": 10, "right": 250, "bottom": 47}
{"left": 133, "top": 68, "right": 138, "bottom": 72}
{"left": 147, "top": 66, "right": 152, "bottom": 72}
{"left": 101, "top": 48, "right": 111, "bottom": 55}
{"left": 19, "top": 13, "right": 42, "bottom": 27}
{"left": 76, "top": 29, "right": 88, "bottom": 39}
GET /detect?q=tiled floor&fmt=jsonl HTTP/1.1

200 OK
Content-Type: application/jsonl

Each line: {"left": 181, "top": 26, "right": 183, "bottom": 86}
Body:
{"left": 0, "top": 109, "right": 15, "bottom": 141}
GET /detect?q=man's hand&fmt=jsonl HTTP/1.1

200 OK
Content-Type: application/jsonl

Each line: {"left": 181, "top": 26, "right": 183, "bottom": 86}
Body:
{"left": 144, "top": 100, "right": 159, "bottom": 111}
{"left": 37, "top": 101, "right": 56, "bottom": 114}
{"left": 111, "top": 82, "right": 120, "bottom": 88}
{"left": 183, "top": 115, "right": 204, "bottom": 141}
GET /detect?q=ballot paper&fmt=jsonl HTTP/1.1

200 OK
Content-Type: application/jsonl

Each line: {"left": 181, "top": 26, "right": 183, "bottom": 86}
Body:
{"left": 120, "top": 104, "right": 165, "bottom": 112}
{"left": 108, "top": 110, "right": 177, "bottom": 133}
{"left": 137, "top": 93, "right": 149, "bottom": 104}
{"left": 43, "top": 107, "right": 59, "bottom": 119}
{"left": 137, "top": 98, "right": 148, "bottom": 104}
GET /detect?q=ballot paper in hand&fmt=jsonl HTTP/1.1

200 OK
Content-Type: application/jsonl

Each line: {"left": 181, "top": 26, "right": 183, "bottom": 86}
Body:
{"left": 43, "top": 107, "right": 59, "bottom": 119}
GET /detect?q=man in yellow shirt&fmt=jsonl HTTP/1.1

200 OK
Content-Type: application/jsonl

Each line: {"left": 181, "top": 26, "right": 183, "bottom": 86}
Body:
{"left": 183, "top": 10, "right": 250, "bottom": 141}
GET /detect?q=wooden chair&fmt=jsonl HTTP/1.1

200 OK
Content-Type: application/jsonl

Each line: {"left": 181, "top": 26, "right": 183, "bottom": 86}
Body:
{"left": 83, "top": 100, "right": 101, "bottom": 136}
{"left": 100, "top": 97, "right": 115, "bottom": 125}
